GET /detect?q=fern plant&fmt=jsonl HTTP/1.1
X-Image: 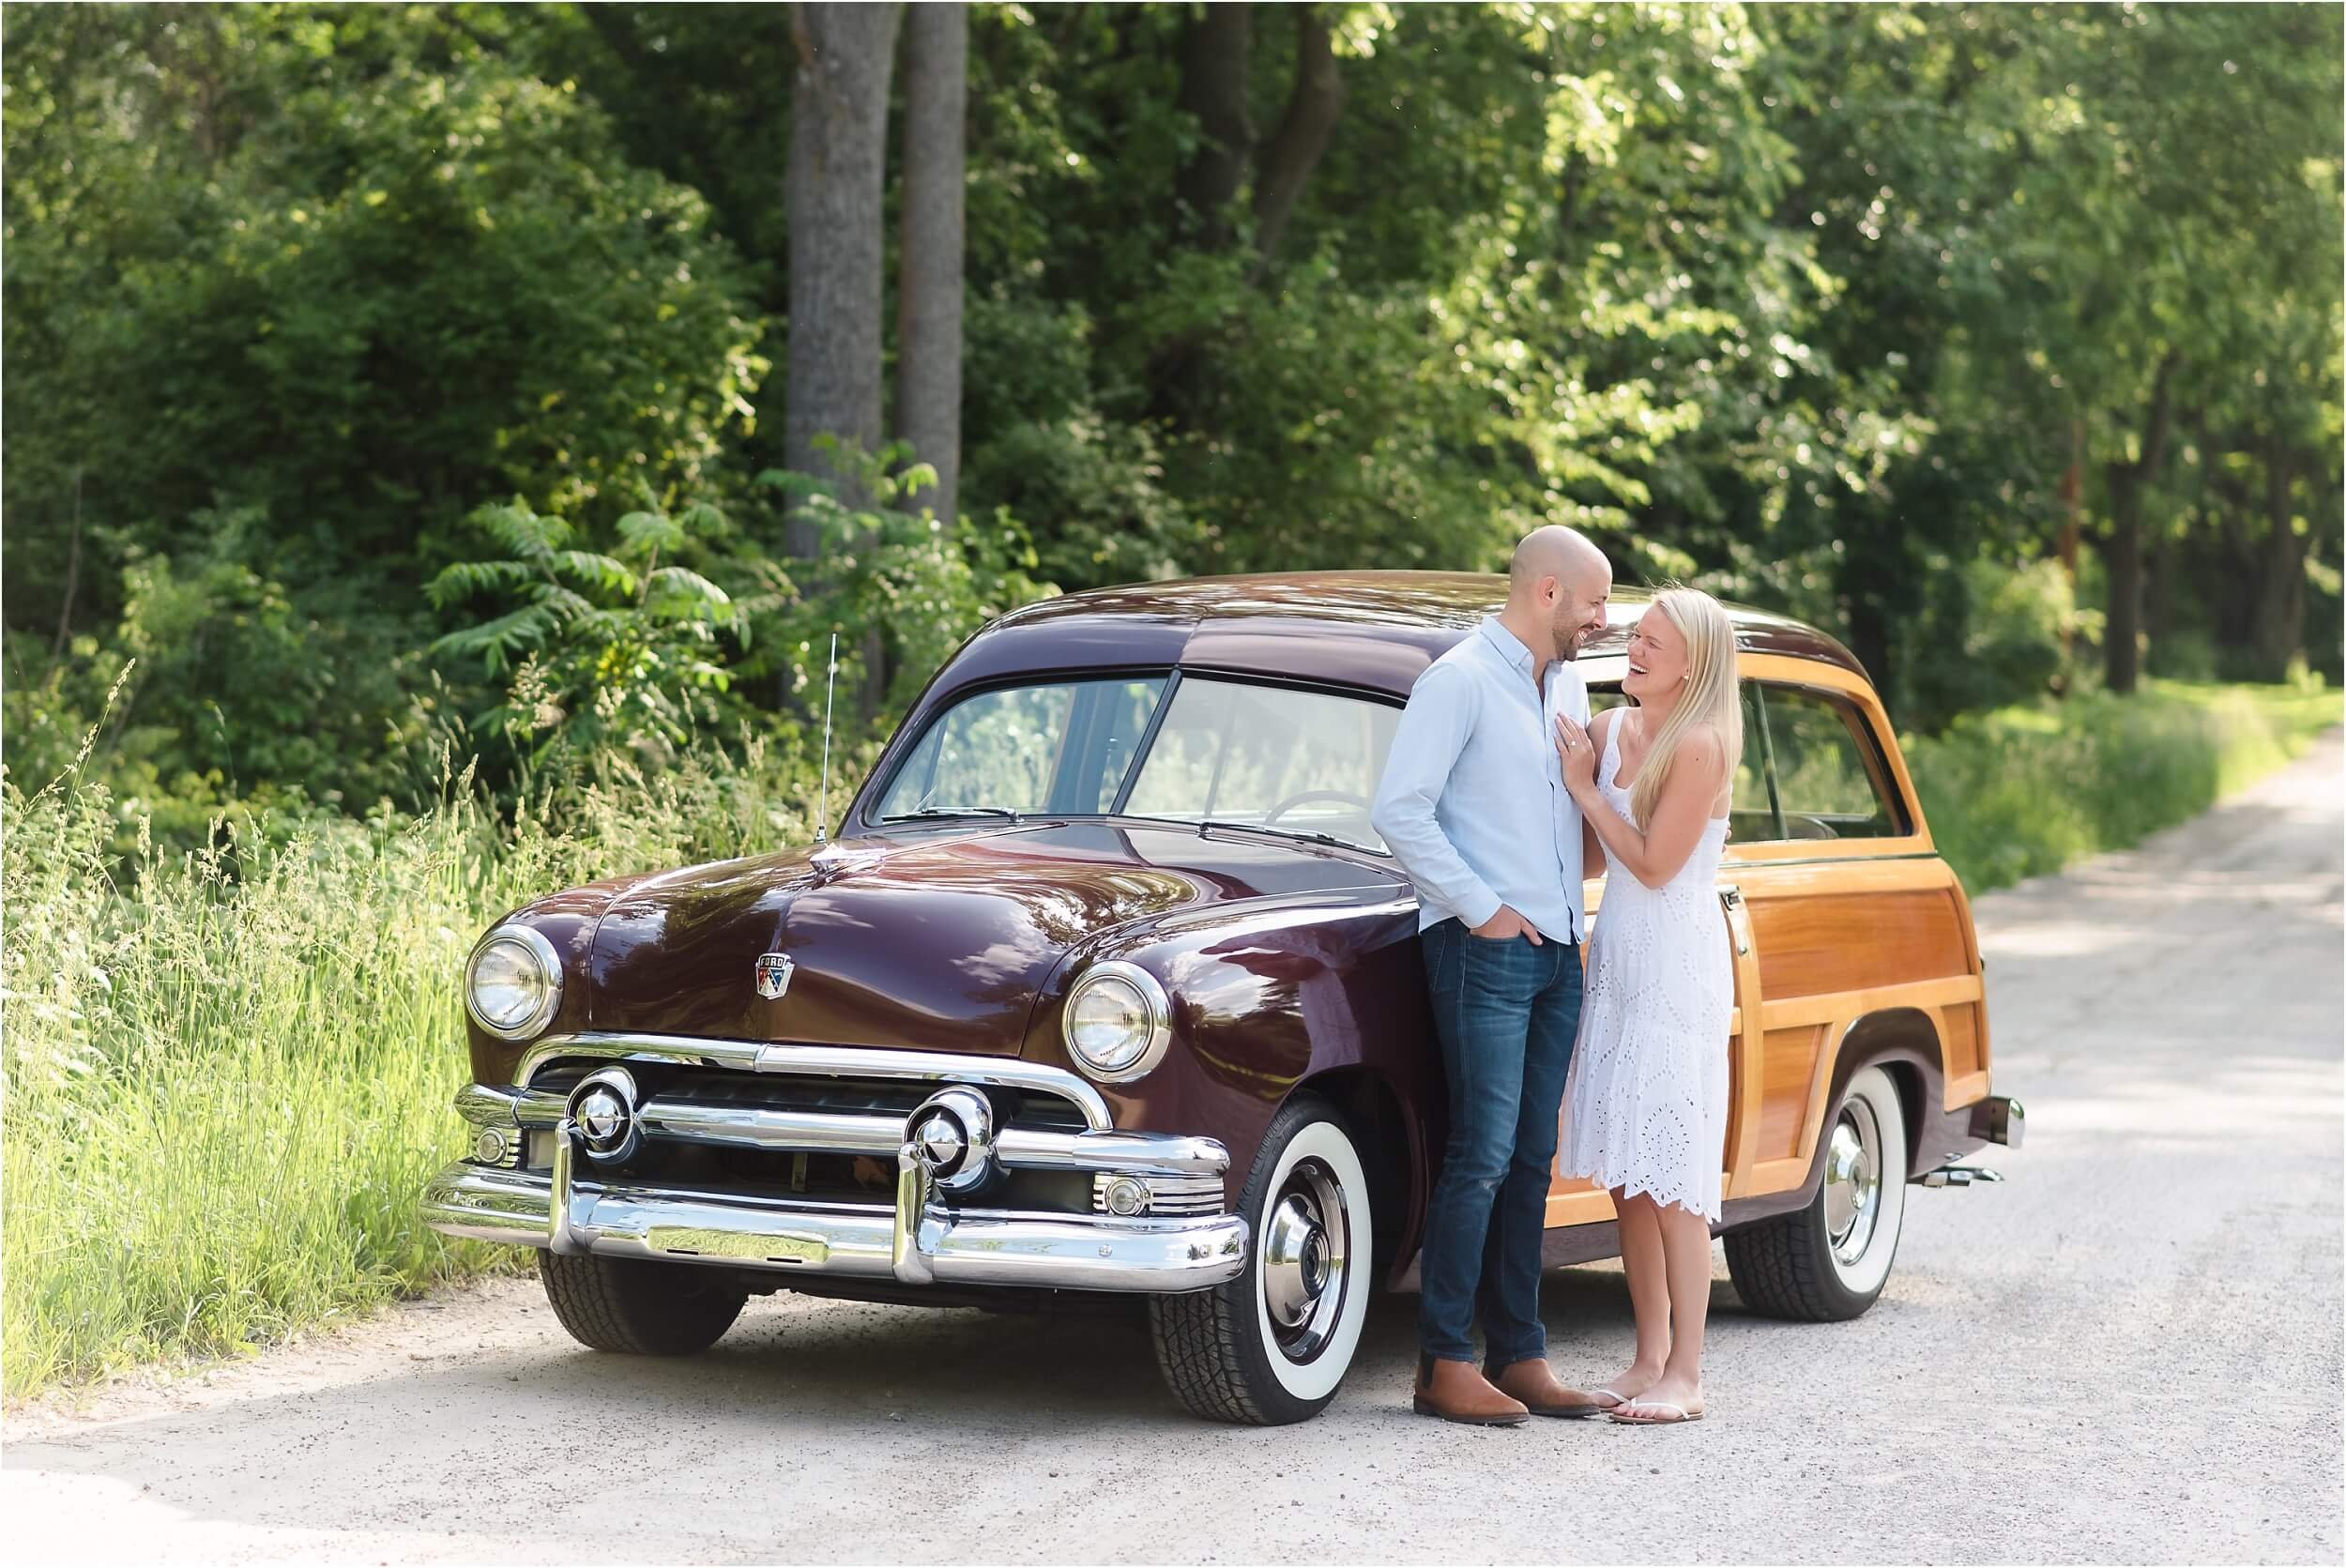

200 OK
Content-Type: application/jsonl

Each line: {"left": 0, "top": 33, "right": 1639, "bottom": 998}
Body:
{"left": 426, "top": 497, "right": 782, "bottom": 760}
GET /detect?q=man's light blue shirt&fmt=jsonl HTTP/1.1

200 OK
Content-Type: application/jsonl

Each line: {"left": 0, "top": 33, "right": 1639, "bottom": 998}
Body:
{"left": 1370, "top": 617, "right": 1591, "bottom": 942}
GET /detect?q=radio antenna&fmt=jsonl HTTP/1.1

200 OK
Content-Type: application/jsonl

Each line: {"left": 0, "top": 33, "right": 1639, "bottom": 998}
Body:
{"left": 815, "top": 631, "right": 838, "bottom": 843}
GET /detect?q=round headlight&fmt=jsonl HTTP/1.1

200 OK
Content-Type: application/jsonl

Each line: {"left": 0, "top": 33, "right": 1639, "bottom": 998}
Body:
{"left": 465, "top": 926, "right": 562, "bottom": 1042}
{"left": 1061, "top": 960, "right": 1172, "bottom": 1083}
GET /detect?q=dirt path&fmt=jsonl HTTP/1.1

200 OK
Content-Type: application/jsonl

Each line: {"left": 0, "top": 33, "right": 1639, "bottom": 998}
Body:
{"left": 8, "top": 734, "right": 2340, "bottom": 1563}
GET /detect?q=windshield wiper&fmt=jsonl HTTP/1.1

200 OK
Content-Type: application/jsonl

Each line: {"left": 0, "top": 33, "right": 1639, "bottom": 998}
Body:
{"left": 1194, "top": 818, "right": 1378, "bottom": 855}
{"left": 876, "top": 806, "right": 1023, "bottom": 823}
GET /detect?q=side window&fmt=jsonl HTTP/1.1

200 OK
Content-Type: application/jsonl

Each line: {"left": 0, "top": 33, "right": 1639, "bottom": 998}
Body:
{"left": 1588, "top": 685, "right": 1775, "bottom": 845}
{"left": 1124, "top": 677, "right": 1400, "bottom": 850}
{"left": 1751, "top": 685, "right": 1909, "bottom": 841}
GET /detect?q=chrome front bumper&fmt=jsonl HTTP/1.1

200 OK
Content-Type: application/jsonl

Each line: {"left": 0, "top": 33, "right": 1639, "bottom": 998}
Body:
{"left": 421, "top": 1161, "right": 1247, "bottom": 1292}
{"left": 421, "top": 1038, "right": 1248, "bottom": 1294}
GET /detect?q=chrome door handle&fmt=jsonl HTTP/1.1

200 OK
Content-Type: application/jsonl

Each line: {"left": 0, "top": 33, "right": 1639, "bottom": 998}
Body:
{"left": 1717, "top": 885, "right": 1750, "bottom": 955}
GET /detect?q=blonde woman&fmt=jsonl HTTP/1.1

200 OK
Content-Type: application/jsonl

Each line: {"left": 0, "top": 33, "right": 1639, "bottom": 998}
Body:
{"left": 1551, "top": 587, "right": 1742, "bottom": 1427}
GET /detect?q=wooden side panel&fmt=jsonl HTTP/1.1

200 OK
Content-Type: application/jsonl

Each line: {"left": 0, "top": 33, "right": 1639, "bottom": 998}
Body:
{"left": 1942, "top": 1001, "right": 1981, "bottom": 1082}
{"left": 1753, "top": 889, "right": 1968, "bottom": 998}
{"left": 1758, "top": 1025, "right": 1827, "bottom": 1161}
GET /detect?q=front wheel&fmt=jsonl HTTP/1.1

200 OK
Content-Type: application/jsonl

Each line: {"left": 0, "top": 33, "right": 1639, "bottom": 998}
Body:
{"left": 1150, "top": 1094, "right": 1374, "bottom": 1425}
{"left": 1724, "top": 1063, "right": 1910, "bottom": 1321}
{"left": 540, "top": 1250, "right": 749, "bottom": 1355}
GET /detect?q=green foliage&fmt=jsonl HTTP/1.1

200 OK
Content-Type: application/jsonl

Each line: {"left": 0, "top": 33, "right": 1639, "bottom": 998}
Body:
{"left": 2, "top": 511, "right": 447, "bottom": 848}
{"left": 1, "top": 721, "right": 861, "bottom": 1395}
{"left": 427, "top": 496, "right": 780, "bottom": 764}
{"left": 753, "top": 443, "right": 1056, "bottom": 717}
{"left": 1910, "top": 681, "right": 2342, "bottom": 895}
{"left": 8, "top": 1, "right": 2339, "bottom": 795}
{"left": 1898, "top": 556, "right": 2083, "bottom": 729}
{"left": 4, "top": 4, "right": 766, "bottom": 817}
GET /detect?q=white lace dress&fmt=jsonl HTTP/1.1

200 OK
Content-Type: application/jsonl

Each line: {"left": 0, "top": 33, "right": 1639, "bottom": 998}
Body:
{"left": 1559, "top": 717, "right": 1733, "bottom": 1222}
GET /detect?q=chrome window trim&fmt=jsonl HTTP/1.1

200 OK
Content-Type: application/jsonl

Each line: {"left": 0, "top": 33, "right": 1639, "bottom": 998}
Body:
{"left": 1059, "top": 959, "right": 1174, "bottom": 1085}
{"left": 465, "top": 925, "right": 564, "bottom": 1042}
{"left": 512, "top": 1032, "right": 1115, "bottom": 1131}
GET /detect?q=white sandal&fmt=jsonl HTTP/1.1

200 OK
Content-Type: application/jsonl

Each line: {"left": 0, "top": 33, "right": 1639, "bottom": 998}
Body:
{"left": 1608, "top": 1399, "right": 1704, "bottom": 1425}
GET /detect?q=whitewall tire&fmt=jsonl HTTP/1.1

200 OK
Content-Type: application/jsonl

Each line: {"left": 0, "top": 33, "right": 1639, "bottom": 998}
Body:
{"left": 1150, "top": 1094, "right": 1373, "bottom": 1424}
{"left": 1725, "top": 1063, "right": 1910, "bottom": 1320}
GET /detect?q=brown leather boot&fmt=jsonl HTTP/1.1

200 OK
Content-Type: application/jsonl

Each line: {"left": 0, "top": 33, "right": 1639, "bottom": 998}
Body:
{"left": 1485, "top": 1357, "right": 1607, "bottom": 1419}
{"left": 1412, "top": 1354, "right": 1530, "bottom": 1426}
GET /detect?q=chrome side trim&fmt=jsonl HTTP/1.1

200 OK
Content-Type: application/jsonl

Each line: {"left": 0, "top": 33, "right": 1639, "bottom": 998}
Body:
{"left": 421, "top": 1162, "right": 1247, "bottom": 1293}
{"left": 512, "top": 1033, "right": 1114, "bottom": 1131}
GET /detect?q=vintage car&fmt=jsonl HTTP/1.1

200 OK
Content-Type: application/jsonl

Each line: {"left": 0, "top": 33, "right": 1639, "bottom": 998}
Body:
{"left": 423, "top": 571, "right": 2021, "bottom": 1424}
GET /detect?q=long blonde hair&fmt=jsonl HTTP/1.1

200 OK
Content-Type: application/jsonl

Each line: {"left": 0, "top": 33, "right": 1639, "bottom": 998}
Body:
{"left": 1628, "top": 586, "right": 1744, "bottom": 831}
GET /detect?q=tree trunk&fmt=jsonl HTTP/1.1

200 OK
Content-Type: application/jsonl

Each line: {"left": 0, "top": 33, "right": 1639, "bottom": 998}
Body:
{"left": 785, "top": 1, "right": 903, "bottom": 554}
{"left": 1175, "top": 5, "right": 1253, "bottom": 249}
{"left": 2253, "top": 446, "right": 2306, "bottom": 681}
{"left": 1252, "top": 6, "right": 1344, "bottom": 263}
{"left": 2100, "top": 356, "right": 2180, "bottom": 695}
{"left": 896, "top": 2, "right": 966, "bottom": 527}
{"left": 2103, "top": 463, "right": 2146, "bottom": 695}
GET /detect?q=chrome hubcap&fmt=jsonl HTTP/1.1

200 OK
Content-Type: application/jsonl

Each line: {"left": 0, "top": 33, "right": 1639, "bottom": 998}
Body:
{"left": 1822, "top": 1099, "right": 1882, "bottom": 1267}
{"left": 1260, "top": 1158, "right": 1349, "bottom": 1362}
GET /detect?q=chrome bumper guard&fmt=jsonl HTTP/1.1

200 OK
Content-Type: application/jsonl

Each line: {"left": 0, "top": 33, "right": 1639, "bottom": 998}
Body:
{"left": 1969, "top": 1095, "right": 2025, "bottom": 1149}
{"left": 425, "top": 1045, "right": 1247, "bottom": 1294}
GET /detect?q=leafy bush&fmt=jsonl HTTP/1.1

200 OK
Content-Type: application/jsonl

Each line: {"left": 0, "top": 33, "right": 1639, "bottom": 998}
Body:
{"left": 750, "top": 444, "right": 1057, "bottom": 716}
{"left": 1, "top": 511, "right": 448, "bottom": 849}
{"left": 1898, "top": 556, "right": 2082, "bottom": 730}
{"left": 427, "top": 496, "right": 782, "bottom": 767}
{"left": 1911, "top": 680, "right": 2341, "bottom": 894}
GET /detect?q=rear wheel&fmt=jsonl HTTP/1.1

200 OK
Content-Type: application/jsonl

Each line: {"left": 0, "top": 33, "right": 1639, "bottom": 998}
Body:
{"left": 539, "top": 1251, "right": 749, "bottom": 1355}
{"left": 1150, "top": 1094, "right": 1374, "bottom": 1425}
{"left": 1724, "top": 1064, "right": 1910, "bottom": 1321}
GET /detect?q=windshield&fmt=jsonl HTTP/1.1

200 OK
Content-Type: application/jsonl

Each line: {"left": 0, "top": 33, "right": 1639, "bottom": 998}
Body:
{"left": 869, "top": 673, "right": 1398, "bottom": 851}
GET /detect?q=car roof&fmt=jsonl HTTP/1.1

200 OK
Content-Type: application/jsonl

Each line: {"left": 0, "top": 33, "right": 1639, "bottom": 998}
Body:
{"left": 940, "top": 571, "right": 1866, "bottom": 701}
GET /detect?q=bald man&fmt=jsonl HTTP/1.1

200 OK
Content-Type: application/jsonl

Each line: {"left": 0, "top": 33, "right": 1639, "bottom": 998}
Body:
{"left": 1369, "top": 525, "right": 1614, "bottom": 1425}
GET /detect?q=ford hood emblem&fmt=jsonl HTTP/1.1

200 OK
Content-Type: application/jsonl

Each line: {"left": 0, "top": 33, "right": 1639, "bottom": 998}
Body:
{"left": 754, "top": 951, "right": 795, "bottom": 1000}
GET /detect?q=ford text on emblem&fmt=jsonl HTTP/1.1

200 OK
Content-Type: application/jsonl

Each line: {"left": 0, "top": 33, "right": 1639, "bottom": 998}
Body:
{"left": 754, "top": 952, "right": 795, "bottom": 1000}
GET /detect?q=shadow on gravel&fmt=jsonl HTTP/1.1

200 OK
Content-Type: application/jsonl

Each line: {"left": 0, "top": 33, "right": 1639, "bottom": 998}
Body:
{"left": 8, "top": 1266, "right": 1669, "bottom": 1495}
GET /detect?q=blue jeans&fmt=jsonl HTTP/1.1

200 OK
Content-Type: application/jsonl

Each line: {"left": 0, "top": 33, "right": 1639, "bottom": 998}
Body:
{"left": 1417, "top": 917, "right": 1582, "bottom": 1366}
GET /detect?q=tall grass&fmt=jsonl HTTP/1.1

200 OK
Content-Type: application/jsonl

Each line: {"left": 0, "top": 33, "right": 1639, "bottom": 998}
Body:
{"left": 2, "top": 726, "right": 860, "bottom": 1396}
{"left": 2, "top": 681, "right": 2334, "bottom": 1396}
{"left": 1908, "top": 679, "right": 2341, "bottom": 895}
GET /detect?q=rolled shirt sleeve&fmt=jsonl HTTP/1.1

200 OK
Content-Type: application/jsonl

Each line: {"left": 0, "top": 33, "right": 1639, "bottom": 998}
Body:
{"left": 1370, "top": 659, "right": 1503, "bottom": 931}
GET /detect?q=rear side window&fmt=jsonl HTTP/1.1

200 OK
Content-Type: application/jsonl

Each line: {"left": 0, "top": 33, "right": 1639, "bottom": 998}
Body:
{"left": 1590, "top": 680, "right": 1908, "bottom": 844}
{"left": 1748, "top": 685, "right": 1909, "bottom": 841}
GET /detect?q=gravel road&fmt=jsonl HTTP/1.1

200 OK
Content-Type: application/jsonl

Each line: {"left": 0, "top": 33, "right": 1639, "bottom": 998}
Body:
{"left": 8, "top": 734, "right": 2340, "bottom": 1564}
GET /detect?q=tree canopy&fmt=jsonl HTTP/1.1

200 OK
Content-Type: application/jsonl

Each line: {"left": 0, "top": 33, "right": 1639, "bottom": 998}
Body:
{"left": 4, "top": 2, "right": 2338, "bottom": 825}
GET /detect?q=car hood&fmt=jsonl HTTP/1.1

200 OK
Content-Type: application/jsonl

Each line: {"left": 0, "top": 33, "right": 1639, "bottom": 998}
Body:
{"left": 584, "top": 821, "right": 1403, "bottom": 1055}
